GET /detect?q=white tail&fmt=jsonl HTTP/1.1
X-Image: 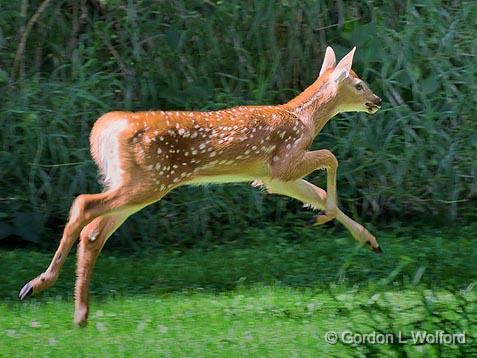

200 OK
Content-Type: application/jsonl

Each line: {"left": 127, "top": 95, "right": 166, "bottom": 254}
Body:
{"left": 91, "top": 116, "right": 129, "bottom": 189}
{"left": 19, "top": 46, "right": 382, "bottom": 326}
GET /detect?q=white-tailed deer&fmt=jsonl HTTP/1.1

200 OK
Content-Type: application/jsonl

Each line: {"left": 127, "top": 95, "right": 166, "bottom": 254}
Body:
{"left": 19, "top": 46, "right": 382, "bottom": 326}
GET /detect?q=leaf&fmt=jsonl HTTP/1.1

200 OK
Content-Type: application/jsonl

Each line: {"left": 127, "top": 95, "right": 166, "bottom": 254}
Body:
{"left": 166, "top": 27, "right": 182, "bottom": 50}
{"left": 421, "top": 77, "right": 439, "bottom": 95}
{"left": 341, "top": 23, "right": 377, "bottom": 47}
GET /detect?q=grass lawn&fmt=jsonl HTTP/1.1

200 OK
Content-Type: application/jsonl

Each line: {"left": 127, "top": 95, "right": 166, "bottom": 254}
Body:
{"left": 1, "top": 223, "right": 476, "bottom": 356}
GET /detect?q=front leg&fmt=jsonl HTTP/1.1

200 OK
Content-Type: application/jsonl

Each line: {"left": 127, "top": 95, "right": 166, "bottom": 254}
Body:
{"left": 272, "top": 149, "right": 338, "bottom": 225}
{"left": 261, "top": 179, "right": 381, "bottom": 252}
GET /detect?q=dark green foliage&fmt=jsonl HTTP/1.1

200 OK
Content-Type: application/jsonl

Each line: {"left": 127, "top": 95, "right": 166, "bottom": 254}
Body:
{"left": 0, "top": 1, "right": 475, "bottom": 247}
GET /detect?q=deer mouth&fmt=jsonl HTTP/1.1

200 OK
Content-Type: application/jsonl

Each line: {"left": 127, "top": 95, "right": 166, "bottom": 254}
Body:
{"left": 366, "top": 102, "right": 381, "bottom": 114}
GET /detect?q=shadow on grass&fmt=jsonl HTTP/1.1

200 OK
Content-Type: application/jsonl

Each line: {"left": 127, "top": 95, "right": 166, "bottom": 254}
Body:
{"left": 1, "top": 223, "right": 476, "bottom": 302}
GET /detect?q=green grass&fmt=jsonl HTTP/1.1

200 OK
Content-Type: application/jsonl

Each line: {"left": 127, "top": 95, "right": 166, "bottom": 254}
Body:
{"left": 1, "top": 224, "right": 476, "bottom": 356}
{"left": 1, "top": 287, "right": 475, "bottom": 357}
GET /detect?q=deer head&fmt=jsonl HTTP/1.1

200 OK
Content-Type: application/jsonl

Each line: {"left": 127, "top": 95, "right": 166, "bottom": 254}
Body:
{"left": 320, "top": 47, "right": 382, "bottom": 114}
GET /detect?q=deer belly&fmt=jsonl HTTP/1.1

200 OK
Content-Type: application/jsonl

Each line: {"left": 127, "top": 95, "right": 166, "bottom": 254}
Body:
{"left": 187, "top": 173, "right": 259, "bottom": 185}
{"left": 187, "top": 161, "right": 270, "bottom": 185}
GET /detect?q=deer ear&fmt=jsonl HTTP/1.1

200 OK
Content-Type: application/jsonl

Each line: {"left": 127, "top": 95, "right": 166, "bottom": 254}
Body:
{"left": 332, "top": 46, "right": 356, "bottom": 83}
{"left": 319, "top": 47, "right": 336, "bottom": 77}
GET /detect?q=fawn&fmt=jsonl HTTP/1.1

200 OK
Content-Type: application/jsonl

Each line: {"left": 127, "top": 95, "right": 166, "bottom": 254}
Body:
{"left": 19, "top": 46, "right": 382, "bottom": 326}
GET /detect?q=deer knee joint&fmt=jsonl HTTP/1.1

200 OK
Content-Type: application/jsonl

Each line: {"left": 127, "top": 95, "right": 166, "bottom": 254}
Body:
{"left": 322, "top": 150, "right": 338, "bottom": 169}
{"left": 70, "top": 194, "right": 99, "bottom": 223}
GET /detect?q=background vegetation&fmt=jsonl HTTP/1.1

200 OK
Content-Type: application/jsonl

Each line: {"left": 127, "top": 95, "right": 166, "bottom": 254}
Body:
{"left": 0, "top": 1, "right": 476, "bottom": 355}
{"left": 0, "top": 0, "right": 475, "bottom": 247}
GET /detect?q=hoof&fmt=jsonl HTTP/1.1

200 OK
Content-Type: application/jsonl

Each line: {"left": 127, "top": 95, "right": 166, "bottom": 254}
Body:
{"left": 365, "top": 239, "right": 382, "bottom": 254}
{"left": 74, "top": 306, "right": 89, "bottom": 328}
{"left": 372, "top": 246, "right": 383, "bottom": 254}
{"left": 75, "top": 319, "right": 88, "bottom": 328}
{"left": 18, "top": 273, "right": 56, "bottom": 300}
{"left": 19, "top": 283, "right": 33, "bottom": 300}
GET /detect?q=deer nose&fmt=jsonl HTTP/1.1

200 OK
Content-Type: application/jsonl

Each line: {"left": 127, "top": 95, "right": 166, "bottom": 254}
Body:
{"left": 375, "top": 96, "right": 382, "bottom": 106}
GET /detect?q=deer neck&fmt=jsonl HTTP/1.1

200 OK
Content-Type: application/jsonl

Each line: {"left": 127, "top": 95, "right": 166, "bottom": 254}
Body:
{"left": 283, "top": 74, "right": 339, "bottom": 137}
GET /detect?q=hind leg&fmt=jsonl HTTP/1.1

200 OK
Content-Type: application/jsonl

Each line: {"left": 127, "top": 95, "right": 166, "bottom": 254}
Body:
{"left": 19, "top": 190, "right": 123, "bottom": 299}
{"left": 74, "top": 213, "right": 130, "bottom": 326}
{"left": 17, "top": 193, "right": 109, "bottom": 300}
{"left": 19, "top": 184, "right": 160, "bottom": 300}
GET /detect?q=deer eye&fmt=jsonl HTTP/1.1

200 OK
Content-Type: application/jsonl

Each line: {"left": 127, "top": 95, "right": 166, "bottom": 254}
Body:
{"left": 355, "top": 83, "right": 364, "bottom": 91}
